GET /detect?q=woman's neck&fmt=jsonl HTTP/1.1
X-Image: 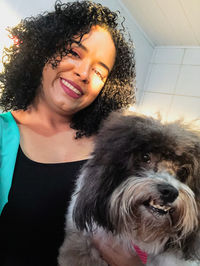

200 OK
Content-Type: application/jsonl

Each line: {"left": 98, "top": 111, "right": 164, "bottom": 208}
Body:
{"left": 11, "top": 106, "right": 95, "bottom": 163}
{"left": 12, "top": 105, "right": 73, "bottom": 138}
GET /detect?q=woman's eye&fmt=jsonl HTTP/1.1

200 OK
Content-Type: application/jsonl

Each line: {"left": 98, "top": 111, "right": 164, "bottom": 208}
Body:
{"left": 93, "top": 69, "right": 104, "bottom": 81}
{"left": 142, "top": 153, "right": 151, "bottom": 163}
{"left": 68, "top": 49, "right": 80, "bottom": 58}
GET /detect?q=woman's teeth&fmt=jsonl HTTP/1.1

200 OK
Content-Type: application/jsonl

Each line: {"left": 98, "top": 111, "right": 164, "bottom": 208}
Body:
{"left": 61, "top": 79, "right": 81, "bottom": 95}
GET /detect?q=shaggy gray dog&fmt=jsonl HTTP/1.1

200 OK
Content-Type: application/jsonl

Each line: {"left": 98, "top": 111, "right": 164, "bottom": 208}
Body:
{"left": 58, "top": 112, "right": 200, "bottom": 266}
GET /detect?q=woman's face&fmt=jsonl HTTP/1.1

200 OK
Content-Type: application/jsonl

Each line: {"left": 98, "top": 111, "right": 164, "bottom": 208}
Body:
{"left": 40, "top": 26, "right": 116, "bottom": 116}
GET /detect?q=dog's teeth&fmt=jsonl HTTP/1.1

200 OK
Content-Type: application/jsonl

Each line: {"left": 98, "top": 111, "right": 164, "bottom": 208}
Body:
{"left": 149, "top": 200, "right": 171, "bottom": 212}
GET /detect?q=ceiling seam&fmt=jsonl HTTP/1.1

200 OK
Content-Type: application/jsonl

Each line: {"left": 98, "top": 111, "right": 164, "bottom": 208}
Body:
{"left": 154, "top": 0, "right": 182, "bottom": 45}
{"left": 178, "top": 0, "right": 200, "bottom": 46}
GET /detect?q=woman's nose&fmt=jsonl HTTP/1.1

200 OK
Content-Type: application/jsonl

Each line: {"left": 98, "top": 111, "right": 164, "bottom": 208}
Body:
{"left": 75, "top": 59, "right": 90, "bottom": 83}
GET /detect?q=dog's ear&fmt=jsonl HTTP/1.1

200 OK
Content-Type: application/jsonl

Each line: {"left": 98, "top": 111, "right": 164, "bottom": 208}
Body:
{"left": 72, "top": 161, "right": 118, "bottom": 232}
{"left": 182, "top": 230, "right": 200, "bottom": 261}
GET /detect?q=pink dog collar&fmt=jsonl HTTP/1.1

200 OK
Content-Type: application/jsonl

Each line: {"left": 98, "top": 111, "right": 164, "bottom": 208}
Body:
{"left": 133, "top": 244, "right": 148, "bottom": 264}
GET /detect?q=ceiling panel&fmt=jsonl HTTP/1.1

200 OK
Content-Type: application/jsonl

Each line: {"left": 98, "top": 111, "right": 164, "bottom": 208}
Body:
{"left": 121, "top": 0, "right": 200, "bottom": 45}
{"left": 156, "top": 0, "right": 198, "bottom": 45}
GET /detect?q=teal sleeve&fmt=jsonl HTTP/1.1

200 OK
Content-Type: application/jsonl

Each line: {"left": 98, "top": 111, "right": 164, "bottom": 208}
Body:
{"left": 0, "top": 112, "right": 20, "bottom": 214}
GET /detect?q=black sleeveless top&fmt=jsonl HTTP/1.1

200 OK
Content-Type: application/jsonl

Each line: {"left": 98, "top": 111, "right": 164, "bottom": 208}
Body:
{"left": 0, "top": 146, "right": 87, "bottom": 266}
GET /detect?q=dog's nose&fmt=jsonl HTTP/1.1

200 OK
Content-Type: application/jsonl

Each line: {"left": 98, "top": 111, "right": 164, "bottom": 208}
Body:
{"left": 157, "top": 184, "right": 179, "bottom": 203}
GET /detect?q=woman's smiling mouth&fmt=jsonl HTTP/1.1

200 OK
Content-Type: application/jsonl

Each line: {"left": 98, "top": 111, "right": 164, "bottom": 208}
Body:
{"left": 60, "top": 78, "right": 83, "bottom": 98}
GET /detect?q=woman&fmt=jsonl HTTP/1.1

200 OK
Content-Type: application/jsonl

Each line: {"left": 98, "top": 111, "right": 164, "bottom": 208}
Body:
{"left": 0, "top": 1, "right": 143, "bottom": 265}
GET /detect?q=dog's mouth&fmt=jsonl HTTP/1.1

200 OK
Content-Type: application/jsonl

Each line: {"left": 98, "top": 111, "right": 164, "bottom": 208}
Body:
{"left": 144, "top": 199, "right": 172, "bottom": 216}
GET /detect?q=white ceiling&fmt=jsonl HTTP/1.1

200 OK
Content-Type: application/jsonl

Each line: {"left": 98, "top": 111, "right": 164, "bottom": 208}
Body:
{"left": 121, "top": 0, "right": 200, "bottom": 46}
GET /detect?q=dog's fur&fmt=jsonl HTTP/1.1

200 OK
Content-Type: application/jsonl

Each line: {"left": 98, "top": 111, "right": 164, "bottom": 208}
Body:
{"left": 58, "top": 112, "right": 200, "bottom": 266}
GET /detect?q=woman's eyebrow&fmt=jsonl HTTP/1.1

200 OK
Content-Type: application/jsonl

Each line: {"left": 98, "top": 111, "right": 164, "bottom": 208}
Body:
{"left": 77, "top": 43, "right": 110, "bottom": 73}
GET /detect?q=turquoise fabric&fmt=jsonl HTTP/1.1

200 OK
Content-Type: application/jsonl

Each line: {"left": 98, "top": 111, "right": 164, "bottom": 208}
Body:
{"left": 0, "top": 112, "right": 20, "bottom": 214}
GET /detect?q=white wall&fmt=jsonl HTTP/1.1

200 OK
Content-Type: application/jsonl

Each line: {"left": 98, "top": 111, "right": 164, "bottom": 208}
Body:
{"left": 0, "top": 0, "right": 154, "bottom": 105}
{"left": 113, "top": 0, "right": 155, "bottom": 103}
{"left": 138, "top": 46, "right": 200, "bottom": 122}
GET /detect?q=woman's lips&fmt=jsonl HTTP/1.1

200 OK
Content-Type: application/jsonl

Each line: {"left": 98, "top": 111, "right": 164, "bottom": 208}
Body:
{"left": 60, "top": 78, "right": 83, "bottom": 99}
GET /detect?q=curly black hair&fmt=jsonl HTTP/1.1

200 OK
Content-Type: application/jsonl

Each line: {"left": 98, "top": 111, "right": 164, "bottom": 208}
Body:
{"left": 0, "top": 0, "right": 135, "bottom": 138}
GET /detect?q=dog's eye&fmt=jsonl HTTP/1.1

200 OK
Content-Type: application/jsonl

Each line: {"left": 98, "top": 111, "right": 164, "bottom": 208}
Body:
{"left": 142, "top": 153, "right": 151, "bottom": 163}
{"left": 177, "top": 167, "right": 189, "bottom": 181}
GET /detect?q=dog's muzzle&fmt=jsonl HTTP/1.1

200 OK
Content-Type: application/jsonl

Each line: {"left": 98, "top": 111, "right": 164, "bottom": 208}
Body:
{"left": 144, "top": 183, "right": 178, "bottom": 216}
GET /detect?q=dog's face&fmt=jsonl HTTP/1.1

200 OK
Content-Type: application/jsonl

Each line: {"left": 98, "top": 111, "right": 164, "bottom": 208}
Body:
{"left": 74, "top": 112, "right": 200, "bottom": 257}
